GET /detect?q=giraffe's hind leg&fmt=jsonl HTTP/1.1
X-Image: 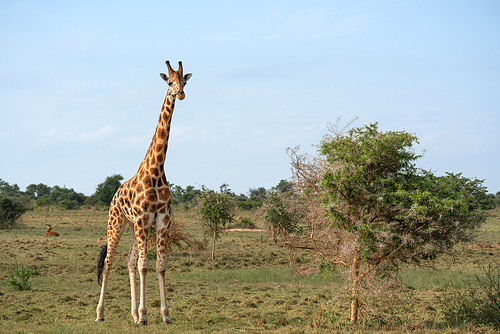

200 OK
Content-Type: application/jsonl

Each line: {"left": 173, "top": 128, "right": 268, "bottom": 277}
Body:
{"left": 135, "top": 216, "right": 150, "bottom": 325}
{"left": 127, "top": 220, "right": 140, "bottom": 323}
{"left": 95, "top": 212, "right": 126, "bottom": 323}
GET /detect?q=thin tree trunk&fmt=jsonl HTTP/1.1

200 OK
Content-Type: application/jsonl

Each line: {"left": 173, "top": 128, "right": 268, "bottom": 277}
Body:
{"left": 350, "top": 256, "right": 360, "bottom": 324}
{"left": 211, "top": 231, "right": 216, "bottom": 261}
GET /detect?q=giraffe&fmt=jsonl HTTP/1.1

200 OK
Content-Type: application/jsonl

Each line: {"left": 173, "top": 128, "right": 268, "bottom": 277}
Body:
{"left": 95, "top": 60, "right": 192, "bottom": 326}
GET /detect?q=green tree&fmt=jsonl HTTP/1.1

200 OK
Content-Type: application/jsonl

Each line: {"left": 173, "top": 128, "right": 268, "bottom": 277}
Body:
{"left": 25, "top": 183, "right": 52, "bottom": 200}
{"left": 248, "top": 187, "right": 267, "bottom": 201}
{"left": 274, "top": 179, "right": 293, "bottom": 194}
{"left": 287, "top": 121, "right": 489, "bottom": 323}
{"left": 219, "top": 182, "right": 234, "bottom": 195}
{"left": 170, "top": 184, "right": 202, "bottom": 205}
{"left": 49, "top": 185, "right": 86, "bottom": 209}
{"left": 196, "top": 188, "right": 234, "bottom": 261}
{"left": 94, "top": 174, "right": 124, "bottom": 206}
{"left": 0, "top": 179, "right": 23, "bottom": 197}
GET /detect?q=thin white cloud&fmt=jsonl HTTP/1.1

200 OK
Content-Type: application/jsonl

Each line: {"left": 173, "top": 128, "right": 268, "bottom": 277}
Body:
{"left": 78, "top": 124, "right": 115, "bottom": 142}
{"left": 34, "top": 130, "right": 68, "bottom": 148}
{"left": 41, "top": 130, "right": 55, "bottom": 137}
{"left": 171, "top": 126, "right": 199, "bottom": 138}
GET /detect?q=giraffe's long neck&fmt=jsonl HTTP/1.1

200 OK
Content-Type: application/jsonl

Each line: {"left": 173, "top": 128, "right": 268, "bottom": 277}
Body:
{"left": 137, "top": 94, "right": 176, "bottom": 178}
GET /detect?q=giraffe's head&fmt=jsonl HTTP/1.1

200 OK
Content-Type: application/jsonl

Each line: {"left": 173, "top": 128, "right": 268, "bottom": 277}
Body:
{"left": 159, "top": 60, "right": 192, "bottom": 100}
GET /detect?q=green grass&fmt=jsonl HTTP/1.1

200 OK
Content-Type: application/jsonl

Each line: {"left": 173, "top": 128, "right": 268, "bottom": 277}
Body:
{"left": 0, "top": 205, "right": 499, "bottom": 333}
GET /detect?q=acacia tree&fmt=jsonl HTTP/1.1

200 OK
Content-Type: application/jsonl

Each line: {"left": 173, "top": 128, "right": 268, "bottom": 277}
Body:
{"left": 25, "top": 183, "right": 52, "bottom": 200}
{"left": 196, "top": 188, "right": 234, "bottom": 261}
{"left": 285, "top": 120, "right": 490, "bottom": 323}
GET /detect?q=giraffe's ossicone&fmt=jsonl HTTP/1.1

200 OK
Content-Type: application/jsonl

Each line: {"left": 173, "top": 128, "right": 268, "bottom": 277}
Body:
{"left": 95, "top": 60, "right": 192, "bottom": 326}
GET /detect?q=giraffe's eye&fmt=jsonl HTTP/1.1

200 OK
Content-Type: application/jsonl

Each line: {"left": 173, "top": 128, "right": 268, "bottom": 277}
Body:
{"left": 168, "top": 82, "right": 173, "bottom": 86}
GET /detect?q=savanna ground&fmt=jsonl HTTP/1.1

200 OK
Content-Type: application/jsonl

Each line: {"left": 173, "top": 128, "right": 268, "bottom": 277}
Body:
{"left": 1, "top": 205, "right": 499, "bottom": 333}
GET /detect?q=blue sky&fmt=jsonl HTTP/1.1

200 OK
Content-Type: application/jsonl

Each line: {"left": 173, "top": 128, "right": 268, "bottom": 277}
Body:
{"left": 1, "top": 0, "right": 499, "bottom": 196}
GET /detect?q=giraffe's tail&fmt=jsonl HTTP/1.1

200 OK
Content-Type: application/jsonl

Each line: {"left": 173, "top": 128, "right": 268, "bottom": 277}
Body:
{"left": 97, "top": 244, "right": 108, "bottom": 287}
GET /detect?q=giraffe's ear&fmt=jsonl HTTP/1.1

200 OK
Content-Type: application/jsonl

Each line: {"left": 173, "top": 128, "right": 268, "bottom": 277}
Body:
{"left": 184, "top": 73, "right": 192, "bottom": 82}
{"left": 160, "top": 73, "right": 169, "bottom": 83}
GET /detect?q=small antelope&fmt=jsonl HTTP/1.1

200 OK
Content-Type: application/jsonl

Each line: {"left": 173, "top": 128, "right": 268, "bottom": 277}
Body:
{"left": 45, "top": 225, "right": 59, "bottom": 237}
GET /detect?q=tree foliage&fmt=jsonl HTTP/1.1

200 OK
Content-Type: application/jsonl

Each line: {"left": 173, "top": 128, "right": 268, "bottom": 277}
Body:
{"left": 93, "top": 174, "right": 123, "bottom": 206}
{"left": 0, "top": 195, "right": 28, "bottom": 229}
{"left": 263, "top": 190, "right": 303, "bottom": 243}
{"left": 0, "top": 179, "right": 23, "bottom": 197}
{"left": 170, "top": 184, "right": 202, "bottom": 206}
{"left": 49, "top": 185, "right": 86, "bottom": 210}
{"left": 25, "top": 183, "right": 52, "bottom": 199}
{"left": 285, "top": 120, "right": 490, "bottom": 323}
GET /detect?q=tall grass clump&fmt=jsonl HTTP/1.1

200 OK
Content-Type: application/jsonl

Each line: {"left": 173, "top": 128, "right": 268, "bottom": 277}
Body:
{"left": 9, "top": 264, "right": 38, "bottom": 291}
{"left": 440, "top": 264, "right": 500, "bottom": 329}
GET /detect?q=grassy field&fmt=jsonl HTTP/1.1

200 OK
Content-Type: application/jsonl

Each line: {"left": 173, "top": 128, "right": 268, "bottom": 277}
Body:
{"left": 1, "top": 205, "right": 499, "bottom": 333}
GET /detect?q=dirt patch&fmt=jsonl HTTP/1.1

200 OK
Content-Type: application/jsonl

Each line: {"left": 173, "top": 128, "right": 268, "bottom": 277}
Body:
{"left": 468, "top": 243, "right": 500, "bottom": 250}
{"left": 226, "top": 228, "right": 267, "bottom": 232}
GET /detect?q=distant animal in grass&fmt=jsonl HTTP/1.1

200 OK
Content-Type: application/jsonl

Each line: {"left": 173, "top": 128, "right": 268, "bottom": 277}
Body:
{"left": 45, "top": 225, "right": 59, "bottom": 237}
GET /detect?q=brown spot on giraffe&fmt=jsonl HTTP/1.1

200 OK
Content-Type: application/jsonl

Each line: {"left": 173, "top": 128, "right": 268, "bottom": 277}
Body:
{"left": 96, "top": 60, "right": 192, "bottom": 326}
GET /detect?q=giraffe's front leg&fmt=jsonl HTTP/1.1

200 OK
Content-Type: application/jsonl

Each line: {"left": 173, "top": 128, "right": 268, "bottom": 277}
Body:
{"left": 127, "top": 229, "right": 139, "bottom": 323}
{"left": 156, "top": 224, "right": 172, "bottom": 325}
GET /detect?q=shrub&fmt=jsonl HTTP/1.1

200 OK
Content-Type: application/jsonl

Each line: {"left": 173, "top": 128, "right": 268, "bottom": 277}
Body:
{"left": 35, "top": 198, "right": 51, "bottom": 207}
{"left": 441, "top": 264, "right": 500, "bottom": 329}
{"left": 234, "top": 217, "right": 256, "bottom": 229}
{"left": 59, "top": 199, "right": 80, "bottom": 210}
{"left": 0, "top": 195, "right": 28, "bottom": 229}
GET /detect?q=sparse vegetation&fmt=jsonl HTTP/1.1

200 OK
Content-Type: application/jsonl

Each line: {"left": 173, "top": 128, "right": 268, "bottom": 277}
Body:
{"left": 0, "top": 203, "right": 499, "bottom": 333}
{"left": 440, "top": 264, "right": 500, "bottom": 329}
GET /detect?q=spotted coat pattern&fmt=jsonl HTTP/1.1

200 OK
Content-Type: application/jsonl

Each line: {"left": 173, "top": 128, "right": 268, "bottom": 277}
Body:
{"left": 96, "top": 61, "right": 192, "bottom": 326}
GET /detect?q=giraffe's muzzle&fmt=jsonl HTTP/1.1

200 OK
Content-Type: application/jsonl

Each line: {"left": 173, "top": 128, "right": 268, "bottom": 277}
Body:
{"left": 176, "top": 92, "right": 185, "bottom": 100}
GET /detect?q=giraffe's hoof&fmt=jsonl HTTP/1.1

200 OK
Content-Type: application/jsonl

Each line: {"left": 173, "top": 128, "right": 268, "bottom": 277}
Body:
{"left": 95, "top": 318, "right": 104, "bottom": 323}
{"left": 137, "top": 320, "right": 148, "bottom": 326}
{"left": 163, "top": 320, "right": 172, "bottom": 326}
